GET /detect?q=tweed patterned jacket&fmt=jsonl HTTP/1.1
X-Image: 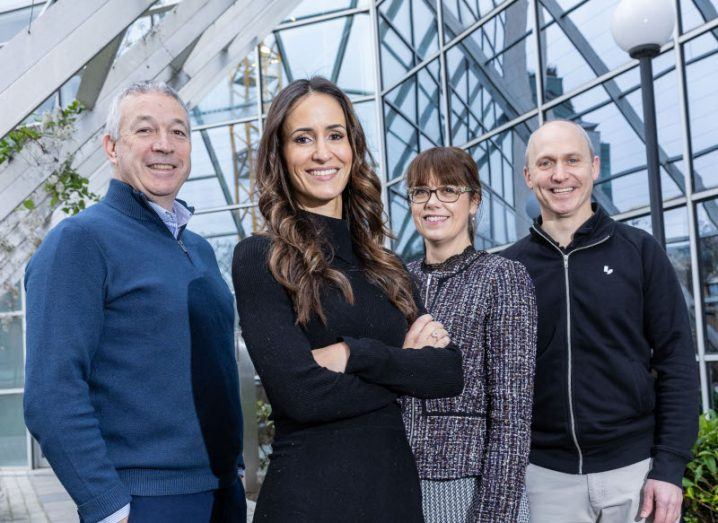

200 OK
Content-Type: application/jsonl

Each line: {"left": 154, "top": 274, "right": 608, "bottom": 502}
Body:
{"left": 404, "top": 246, "right": 537, "bottom": 522}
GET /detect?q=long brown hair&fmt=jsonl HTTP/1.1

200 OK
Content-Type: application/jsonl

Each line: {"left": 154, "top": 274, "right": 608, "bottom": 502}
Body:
{"left": 405, "top": 146, "right": 482, "bottom": 239}
{"left": 257, "top": 76, "right": 418, "bottom": 325}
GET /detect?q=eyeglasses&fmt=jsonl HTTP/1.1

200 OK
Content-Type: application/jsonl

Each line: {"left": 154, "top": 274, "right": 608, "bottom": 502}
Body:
{"left": 407, "top": 185, "right": 473, "bottom": 204}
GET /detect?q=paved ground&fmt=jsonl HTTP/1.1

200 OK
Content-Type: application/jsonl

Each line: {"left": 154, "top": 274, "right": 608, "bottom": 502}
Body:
{"left": 0, "top": 470, "right": 255, "bottom": 522}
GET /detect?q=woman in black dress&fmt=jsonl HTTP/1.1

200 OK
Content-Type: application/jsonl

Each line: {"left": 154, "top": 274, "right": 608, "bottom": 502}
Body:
{"left": 232, "top": 77, "right": 463, "bottom": 522}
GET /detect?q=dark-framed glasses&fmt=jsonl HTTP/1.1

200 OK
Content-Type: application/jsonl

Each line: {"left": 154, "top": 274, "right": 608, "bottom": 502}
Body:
{"left": 407, "top": 185, "right": 473, "bottom": 204}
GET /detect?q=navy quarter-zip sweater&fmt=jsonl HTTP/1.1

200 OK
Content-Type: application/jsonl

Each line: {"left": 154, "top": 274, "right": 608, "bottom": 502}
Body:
{"left": 502, "top": 206, "right": 699, "bottom": 488}
{"left": 24, "top": 180, "right": 243, "bottom": 523}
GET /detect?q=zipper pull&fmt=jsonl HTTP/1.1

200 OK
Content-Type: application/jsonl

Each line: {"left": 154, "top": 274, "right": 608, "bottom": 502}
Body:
{"left": 177, "top": 239, "right": 188, "bottom": 254}
{"left": 563, "top": 255, "right": 569, "bottom": 269}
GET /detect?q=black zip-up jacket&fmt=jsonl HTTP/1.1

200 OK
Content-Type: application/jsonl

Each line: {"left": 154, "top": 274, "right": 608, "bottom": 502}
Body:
{"left": 502, "top": 205, "right": 699, "bottom": 487}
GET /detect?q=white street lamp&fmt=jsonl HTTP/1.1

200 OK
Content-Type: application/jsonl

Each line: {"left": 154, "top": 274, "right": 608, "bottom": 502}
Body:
{"left": 611, "top": 0, "right": 677, "bottom": 249}
{"left": 611, "top": 0, "right": 676, "bottom": 58}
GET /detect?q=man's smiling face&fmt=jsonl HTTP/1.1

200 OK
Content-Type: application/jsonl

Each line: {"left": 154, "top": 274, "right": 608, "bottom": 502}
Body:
{"left": 104, "top": 91, "right": 191, "bottom": 209}
{"left": 524, "top": 120, "right": 599, "bottom": 222}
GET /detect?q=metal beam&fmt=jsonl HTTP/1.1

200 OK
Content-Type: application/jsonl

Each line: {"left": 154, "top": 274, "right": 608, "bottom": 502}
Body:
{"left": 330, "top": 1, "right": 359, "bottom": 84}
{"left": 0, "top": 0, "right": 237, "bottom": 222}
{"left": 173, "top": 0, "right": 300, "bottom": 108}
{"left": 75, "top": 32, "right": 125, "bottom": 110}
{"left": 0, "top": 0, "right": 153, "bottom": 140}
{"left": 87, "top": 0, "right": 301, "bottom": 194}
{"left": 691, "top": 0, "right": 718, "bottom": 41}
{"left": 541, "top": 0, "right": 681, "bottom": 187}
{"left": 192, "top": 109, "right": 246, "bottom": 237}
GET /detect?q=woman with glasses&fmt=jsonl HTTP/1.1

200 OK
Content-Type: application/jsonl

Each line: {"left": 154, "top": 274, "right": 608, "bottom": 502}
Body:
{"left": 231, "top": 78, "right": 464, "bottom": 522}
{"left": 403, "top": 146, "right": 536, "bottom": 523}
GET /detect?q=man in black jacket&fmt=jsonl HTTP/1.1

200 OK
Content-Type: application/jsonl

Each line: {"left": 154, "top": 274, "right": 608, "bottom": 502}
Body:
{"left": 503, "top": 120, "right": 698, "bottom": 523}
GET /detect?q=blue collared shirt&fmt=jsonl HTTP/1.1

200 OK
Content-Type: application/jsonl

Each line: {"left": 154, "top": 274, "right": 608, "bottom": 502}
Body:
{"left": 147, "top": 199, "right": 193, "bottom": 238}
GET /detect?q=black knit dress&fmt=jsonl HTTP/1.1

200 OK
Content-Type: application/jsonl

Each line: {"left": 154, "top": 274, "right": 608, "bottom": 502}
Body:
{"left": 232, "top": 212, "right": 463, "bottom": 522}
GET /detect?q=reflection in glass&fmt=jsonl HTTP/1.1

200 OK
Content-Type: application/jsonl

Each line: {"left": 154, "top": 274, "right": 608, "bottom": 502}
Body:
{"left": 191, "top": 61, "right": 259, "bottom": 127}
{"left": 384, "top": 104, "right": 419, "bottom": 182}
{"left": 441, "top": 0, "right": 501, "bottom": 42}
{"left": 284, "top": 0, "right": 368, "bottom": 24}
{"left": 0, "top": 282, "right": 20, "bottom": 313}
{"left": 389, "top": 181, "right": 424, "bottom": 261}
{"left": 710, "top": 362, "right": 718, "bottom": 409}
{"left": 467, "top": 119, "right": 536, "bottom": 247}
{"left": 539, "top": 0, "right": 627, "bottom": 101}
{"left": 679, "top": 0, "right": 718, "bottom": 34}
{"left": 446, "top": 2, "right": 535, "bottom": 144}
{"left": 379, "top": 0, "right": 439, "bottom": 88}
{"left": 626, "top": 207, "right": 695, "bottom": 350}
{"left": 0, "top": 394, "right": 26, "bottom": 466}
{"left": 353, "top": 100, "right": 381, "bottom": 165}
{"left": 545, "top": 60, "right": 683, "bottom": 214}
{"left": 685, "top": 32, "right": 718, "bottom": 191}
{"left": 0, "top": 316, "right": 23, "bottom": 389}
{"left": 183, "top": 123, "right": 260, "bottom": 208}
{"left": 384, "top": 59, "right": 443, "bottom": 181}
{"left": 697, "top": 200, "right": 718, "bottom": 354}
{"left": 261, "top": 14, "right": 374, "bottom": 110}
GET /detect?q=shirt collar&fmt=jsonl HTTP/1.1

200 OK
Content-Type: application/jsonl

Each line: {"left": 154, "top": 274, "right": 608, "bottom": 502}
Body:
{"left": 146, "top": 199, "right": 193, "bottom": 228}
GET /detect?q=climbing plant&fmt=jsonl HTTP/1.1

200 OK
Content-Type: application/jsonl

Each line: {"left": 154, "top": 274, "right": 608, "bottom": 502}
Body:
{"left": 0, "top": 100, "right": 98, "bottom": 216}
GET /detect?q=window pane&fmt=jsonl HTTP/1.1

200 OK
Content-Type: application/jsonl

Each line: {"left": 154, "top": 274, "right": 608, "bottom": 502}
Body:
{"left": 0, "top": 316, "right": 23, "bottom": 389}
{"left": 679, "top": 0, "right": 718, "bottom": 34}
{"left": 625, "top": 207, "right": 696, "bottom": 352}
{"left": 442, "top": 0, "right": 502, "bottom": 42}
{"left": 710, "top": 361, "right": 718, "bottom": 409}
{"left": 284, "top": 0, "right": 369, "bottom": 24}
{"left": 0, "top": 394, "right": 27, "bottom": 467}
{"left": 540, "top": 0, "right": 629, "bottom": 101}
{"left": 684, "top": 33, "right": 718, "bottom": 192}
{"left": 446, "top": 2, "right": 536, "bottom": 144}
{"left": 697, "top": 199, "right": 718, "bottom": 354}
{"left": 379, "top": 0, "right": 439, "bottom": 88}
{"left": 190, "top": 60, "right": 259, "bottom": 127}
{"left": 183, "top": 123, "right": 260, "bottom": 208}
{"left": 261, "top": 14, "right": 374, "bottom": 110}
{"left": 0, "top": 282, "right": 21, "bottom": 313}
{"left": 468, "top": 118, "right": 536, "bottom": 246}
{"left": 389, "top": 181, "right": 424, "bottom": 261}
{"left": 546, "top": 54, "right": 683, "bottom": 214}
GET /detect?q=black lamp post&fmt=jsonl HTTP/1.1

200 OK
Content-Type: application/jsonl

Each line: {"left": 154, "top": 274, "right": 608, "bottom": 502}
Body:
{"left": 611, "top": 0, "right": 676, "bottom": 250}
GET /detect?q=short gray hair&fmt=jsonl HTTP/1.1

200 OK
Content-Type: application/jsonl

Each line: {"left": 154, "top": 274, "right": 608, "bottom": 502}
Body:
{"left": 524, "top": 119, "right": 595, "bottom": 168}
{"left": 105, "top": 81, "right": 190, "bottom": 140}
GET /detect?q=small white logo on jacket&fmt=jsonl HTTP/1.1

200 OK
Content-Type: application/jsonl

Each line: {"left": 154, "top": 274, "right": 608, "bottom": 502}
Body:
{"left": 604, "top": 265, "right": 614, "bottom": 275}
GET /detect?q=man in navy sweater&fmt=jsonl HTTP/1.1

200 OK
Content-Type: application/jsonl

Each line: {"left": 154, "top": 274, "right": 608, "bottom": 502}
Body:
{"left": 24, "top": 81, "right": 244, "bottom": 523}
{"left": 503, "top": 120, "right": 698, "bottom": 523}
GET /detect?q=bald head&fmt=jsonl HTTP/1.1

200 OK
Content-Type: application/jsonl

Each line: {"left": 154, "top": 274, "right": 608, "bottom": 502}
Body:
{"left": 525, "top": 120, "right": 595, "bottom": 169}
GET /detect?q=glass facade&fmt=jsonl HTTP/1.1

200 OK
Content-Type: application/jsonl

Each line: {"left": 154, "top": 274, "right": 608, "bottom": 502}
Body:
{"left": 1, "top": 0, "right": 717, "bottom": 468}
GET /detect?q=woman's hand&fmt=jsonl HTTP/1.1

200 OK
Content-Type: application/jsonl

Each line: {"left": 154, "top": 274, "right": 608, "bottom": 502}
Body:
{"left": 403, "top": 313, "right": 450, "bottom": 349}
{"left": 311, "top": 342, "right": 350, "bottom": 372}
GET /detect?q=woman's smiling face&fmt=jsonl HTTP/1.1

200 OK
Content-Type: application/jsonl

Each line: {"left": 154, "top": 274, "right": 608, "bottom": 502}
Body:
{"left": 282, "top": 92, "right": 353, "bottom": 218}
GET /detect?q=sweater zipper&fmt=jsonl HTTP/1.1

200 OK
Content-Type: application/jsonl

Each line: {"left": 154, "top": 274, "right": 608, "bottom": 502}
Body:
{"left": 409, "top": 273, "right": 434, "bottom": 443}
{"left": 177, "top": 238, "right": 189, "bottom": 256}
{"left": 531, "top": 226, "right": 610, "bottom": 474}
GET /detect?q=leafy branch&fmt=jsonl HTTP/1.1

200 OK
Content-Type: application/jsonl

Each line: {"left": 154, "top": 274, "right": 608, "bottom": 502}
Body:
{"left": 0, "top": 100, "right": 98, "bottom": 216}
{"left": 683, "top": 410, "right": 718, "bottom": 522}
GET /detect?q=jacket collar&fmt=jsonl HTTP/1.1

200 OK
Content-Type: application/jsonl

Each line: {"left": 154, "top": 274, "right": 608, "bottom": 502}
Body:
{"left": 419, "top": 245, "right": 485, "bottom": 278}
{"left": 530, "top": 203, "right": 615, "bottom": 252}
{"left": 103, "top": 179, "right": 194, "bottom": 222}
